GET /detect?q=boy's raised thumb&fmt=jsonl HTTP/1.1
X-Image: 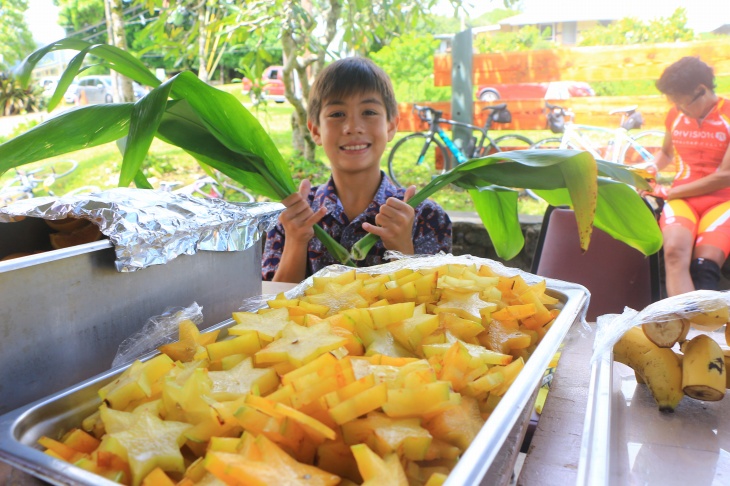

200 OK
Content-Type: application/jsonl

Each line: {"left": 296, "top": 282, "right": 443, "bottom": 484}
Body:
{"left": 298, "top": 179, "right": 312, "bottom": 198}
{"left": 403, "top": 185, "right": 417, "bottom": 203}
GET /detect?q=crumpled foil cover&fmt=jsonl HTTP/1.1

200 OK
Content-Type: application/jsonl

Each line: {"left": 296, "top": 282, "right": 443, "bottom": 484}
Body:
{"left": 0, "top": 187, "right": 283, "bottom": 272}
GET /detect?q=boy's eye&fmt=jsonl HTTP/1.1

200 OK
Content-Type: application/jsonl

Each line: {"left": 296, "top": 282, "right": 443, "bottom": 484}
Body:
{"left": 363, "top": 109, "right": 378, "bottom": 116}
{"left": 328, "top": 111, "right": 345, "bottom": 118}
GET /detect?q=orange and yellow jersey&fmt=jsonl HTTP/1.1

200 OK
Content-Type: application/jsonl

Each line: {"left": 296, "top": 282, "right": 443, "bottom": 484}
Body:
{"left": 666, "top": 97, "right": 730, "bottom": 199}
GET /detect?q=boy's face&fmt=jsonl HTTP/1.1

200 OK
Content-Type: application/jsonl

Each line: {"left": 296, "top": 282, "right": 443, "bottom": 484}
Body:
{"left": 308, "top": 91, "right": 398, "bottom": 177}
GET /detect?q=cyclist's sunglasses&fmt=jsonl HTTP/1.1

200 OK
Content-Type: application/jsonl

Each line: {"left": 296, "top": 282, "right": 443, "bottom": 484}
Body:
{"left": 675, "top": 88, "right": 706, "bottom": 112}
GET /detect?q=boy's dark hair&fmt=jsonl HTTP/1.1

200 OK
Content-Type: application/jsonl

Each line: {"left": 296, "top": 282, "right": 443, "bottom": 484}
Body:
{"left": 656, "top": 57, "right": 715, "bottom": 97}
{"left": 308, "top": 57, "right": 398, "bottom": 125}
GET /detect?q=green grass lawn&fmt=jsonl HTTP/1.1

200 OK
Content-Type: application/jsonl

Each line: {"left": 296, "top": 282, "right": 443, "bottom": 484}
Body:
{"left": 0, "top": 86, "right": 548, "bottom": 215}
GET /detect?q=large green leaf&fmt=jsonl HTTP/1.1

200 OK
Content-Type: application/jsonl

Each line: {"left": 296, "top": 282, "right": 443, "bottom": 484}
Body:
{"left": 534, "top": 180, "right": 662, "bottom": 255}
{"left": 119, "top": 78, "right": 175, "bottom": 187}
{"left": 15, "top": 39, "right": 161, "bottom": 89}
{"left": 167, "top": 72, "right": 297, "bottom": 197}
{"left": 46, "top": 47, "right": 92, "bottom": 111}
{"left": 0, "top": 104, "right": 132, "bottom": 174}
{"left": 468, "top": 186, "right": 524, "bottom": 260}
{"left": 155, "top": 102, "right": 282, "bottom": 200}
{"left": 560, "top": 152, "right": 597, "bottom": 252}
{"left": 595, "top": 159, "right": 651, "bottom": 190}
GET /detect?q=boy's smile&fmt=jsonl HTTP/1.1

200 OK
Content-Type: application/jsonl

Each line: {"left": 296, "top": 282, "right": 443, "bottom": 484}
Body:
{"left": 308, "top": 92, "right": 398, "bottom": 176}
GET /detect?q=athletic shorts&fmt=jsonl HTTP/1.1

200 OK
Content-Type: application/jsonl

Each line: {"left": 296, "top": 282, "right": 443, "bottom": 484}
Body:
{"left": 660, "top": 195, "right": 730, "bottom": 258}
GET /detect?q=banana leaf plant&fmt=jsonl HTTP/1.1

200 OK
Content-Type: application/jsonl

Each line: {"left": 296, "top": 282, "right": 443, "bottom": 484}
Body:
{"left": 2, "top": 38, "right": 663, "bottom": 266}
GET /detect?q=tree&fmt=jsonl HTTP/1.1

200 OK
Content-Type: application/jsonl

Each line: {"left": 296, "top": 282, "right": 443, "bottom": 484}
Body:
{"left": 105, "top": 0, "right": 134, "bottom": 101}
{"left": 579, "top": 8, "right": 694, "bottom": 46}
{"left": 0, "top": 0, "right": 37, "bottom": 70}
{"left": 54, "top": 0, "right": 106, "bottom": 35}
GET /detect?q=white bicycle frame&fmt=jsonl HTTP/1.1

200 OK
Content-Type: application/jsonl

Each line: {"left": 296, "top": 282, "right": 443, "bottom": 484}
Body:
{"left": 558, "top": 123, "right": 656, "bottom": 166}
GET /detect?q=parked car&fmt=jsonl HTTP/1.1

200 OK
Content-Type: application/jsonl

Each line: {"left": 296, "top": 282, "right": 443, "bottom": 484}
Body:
{"left": 241, "top": 65, "right": 300, "bottom": 104}
{"left": 476, "top": 81, "right": 595, "bottom": 101}
{"left": 74, "top": 75, "right": 148, "bottom": 104}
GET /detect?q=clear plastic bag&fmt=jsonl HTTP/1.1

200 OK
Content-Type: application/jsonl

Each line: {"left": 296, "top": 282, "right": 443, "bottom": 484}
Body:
{"left": 591, "top": 289, "right": 730, "bottom": 363}
{"left": 111, "top": 302, "right": 204, "bottom": 368}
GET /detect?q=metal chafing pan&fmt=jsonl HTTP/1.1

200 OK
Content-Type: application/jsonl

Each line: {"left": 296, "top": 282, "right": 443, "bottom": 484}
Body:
{"left": 578, "top": 328, "right": 730, "bottom": 486}
{"left": 0, "top": 286, "right": 587, "bottom": 486}
{"left": 0, "top": 215, "right": 262, "bottom": 415}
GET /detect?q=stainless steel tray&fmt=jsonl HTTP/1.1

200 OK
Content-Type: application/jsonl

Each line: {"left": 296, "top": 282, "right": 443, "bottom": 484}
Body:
{"left": 578, "top": 329, "right": 730, "bottom": 486}
{"left": 0, "top": 286, "right": 587, "bottom": 486}
{"left": 0, "top": 218, "right": 262, "bottom": 415}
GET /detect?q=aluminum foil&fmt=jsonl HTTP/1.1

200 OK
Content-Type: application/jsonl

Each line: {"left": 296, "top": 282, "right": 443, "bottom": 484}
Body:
{"left": 0, "top": 187, "right": 283, "bottom": 272}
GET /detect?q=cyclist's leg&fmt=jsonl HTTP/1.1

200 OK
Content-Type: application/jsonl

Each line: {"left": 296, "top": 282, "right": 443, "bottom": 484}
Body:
{"left": 693, "top": 199, "right": 730, "bottom": 290}
{"left": 660, "top": 199, "right": 699, "bottom": 296}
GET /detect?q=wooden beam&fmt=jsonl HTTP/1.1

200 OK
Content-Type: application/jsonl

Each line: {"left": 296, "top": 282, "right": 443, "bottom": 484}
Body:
{"left": 434, "top": 39, "right": 730, "bottom": 86}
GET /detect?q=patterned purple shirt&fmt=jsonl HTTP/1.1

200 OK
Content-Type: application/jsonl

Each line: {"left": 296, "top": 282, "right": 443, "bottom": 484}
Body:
{"left": 262, "top": 172, "right": 452, "bottom": 280}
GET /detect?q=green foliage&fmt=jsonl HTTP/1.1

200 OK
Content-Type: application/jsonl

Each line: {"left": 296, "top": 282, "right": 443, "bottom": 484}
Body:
{"left": 591, "top": 79, "right": 659, "bottom": 97}
{"left": 53, "top": 0, "right": 105, "bottom": 33}
{"left": 471, "top": 8, "right": 518, "bottom": 27}
{"left": 0, "top": 0, "right": 36, "bottom": 70}
{"left": 0, "top": 74, "right": 44, "bottom": 116}
{"left": 579, "top": 8, "right": 694, "bottom": 46}
{"left": 474, "top": 25, "right": 552, "bottom": 53}
{"left": 370, "top": 33, "right": 450, "bottom": 103}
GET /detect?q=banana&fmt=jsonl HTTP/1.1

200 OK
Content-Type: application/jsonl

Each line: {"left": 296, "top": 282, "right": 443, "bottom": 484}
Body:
{"left": 642, "top": 318, "right": 690, "bottom": 348}
{"left": 613, "top": 326, "right": 684, "bottom": 412}
{"left": 682, "top": 334, "right": 726, "bottom": 401}
{"left": 723, "top": 350, "right": 730, "bottom": 389}
{"left": 685, "top": 300, "right": 729, "bottom": 332}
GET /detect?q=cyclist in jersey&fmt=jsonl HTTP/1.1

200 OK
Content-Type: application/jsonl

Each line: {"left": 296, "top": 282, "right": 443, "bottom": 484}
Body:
{"left": 651, "top": 57, "right": 730, "bottom": 296}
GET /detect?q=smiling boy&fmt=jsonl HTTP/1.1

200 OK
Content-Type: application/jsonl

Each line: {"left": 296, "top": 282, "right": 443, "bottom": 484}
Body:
{"left": 262, "top": 57, "right": 452, "bottom": 283}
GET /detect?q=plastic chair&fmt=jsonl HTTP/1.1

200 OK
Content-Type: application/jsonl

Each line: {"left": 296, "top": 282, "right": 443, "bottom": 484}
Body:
{"left": 531, "top": 206, "right": 660, "bottom": 321}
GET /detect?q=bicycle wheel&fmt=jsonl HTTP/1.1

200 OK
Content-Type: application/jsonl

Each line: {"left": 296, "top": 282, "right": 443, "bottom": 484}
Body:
{"left": 481, "top": 134, "right": 533, "bottom": 156}
{"left": 0, "top": 187, "right": 32, "bottom": 207}
{"left": 387, "top": 133, "right": 452, "bottom": 189}
{"left": 31, "top": 159, "right": 78, "bottom": 180}
{"left": 530, "top": 137, "right": 563, "bottom": 149}
{"left": 221, "top": 182, "right": 255, "bottom": 203}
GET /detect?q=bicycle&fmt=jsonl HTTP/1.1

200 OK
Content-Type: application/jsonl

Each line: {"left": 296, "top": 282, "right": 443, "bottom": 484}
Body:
{"left": 387, "top": 104, "right": 534, "bottom": 188}
{"left": 0, "top": 159, "right": 78, "bottom": 207}
{"left": 160, "top": 173, "right": 255, "bottom": 203}
{"left": 531, "top": 102, "right": 669, "bottom": 184}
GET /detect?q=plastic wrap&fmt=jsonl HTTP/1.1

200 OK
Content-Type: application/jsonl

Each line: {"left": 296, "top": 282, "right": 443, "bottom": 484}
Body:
{"left": 0, "top": 187, "right": 283, "bottom": 272}
{"left": 591, "top": 289, "right": 730, "bottom": 363}
{"left": 111, "top": 302, "right": 204, "bottom": 368}
{"left": 241, "top": 251, "right": 591, "bottom": 328}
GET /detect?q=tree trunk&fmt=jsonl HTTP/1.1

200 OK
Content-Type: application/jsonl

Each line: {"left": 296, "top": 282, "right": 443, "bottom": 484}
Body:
{"left": 280, "top": 0, "right": 341, "bottom": 162}
{"left": 197, "top": 5, "right": 209, "bottom": 82}
{"left": 105, "top": 0, "right": 134, "bottom": 102}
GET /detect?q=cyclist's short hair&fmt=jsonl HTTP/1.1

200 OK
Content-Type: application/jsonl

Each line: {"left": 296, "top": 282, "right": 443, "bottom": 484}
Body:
{"left": 656, "top": 57, "right": 715, "bottom": 97}
{"left": 308, "top": 57, "right": 398, "bottom": 125}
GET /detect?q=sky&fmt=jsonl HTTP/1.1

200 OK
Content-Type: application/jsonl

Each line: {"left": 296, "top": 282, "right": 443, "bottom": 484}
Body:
{"left": 25, "top": 0, "right": 730, "bottom": 46}
{"left": 25, "top": 0, "right": 66, "bottom": 45}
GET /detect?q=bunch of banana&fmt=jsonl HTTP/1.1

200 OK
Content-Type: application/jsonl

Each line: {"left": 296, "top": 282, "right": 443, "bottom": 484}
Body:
{"left": 613, "top": 327, "right": 684, "bottom": 412}
{"left": 614, "top": 302, "right": 730, "bottom": 412}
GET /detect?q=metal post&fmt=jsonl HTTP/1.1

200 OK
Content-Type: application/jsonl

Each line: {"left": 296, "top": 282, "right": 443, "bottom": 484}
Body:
{"left": 451, "top": 28, "right": 473, "bottom": 154}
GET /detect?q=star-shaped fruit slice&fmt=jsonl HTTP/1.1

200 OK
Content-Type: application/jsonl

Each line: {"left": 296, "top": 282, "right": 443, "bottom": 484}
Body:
{"left": 205, "top": 434, "right": 340, "bottom": 485}
{"left": 158, "top": 320, "right": 220, "bottom": 362}
{"left": 302, "top": 280, "right": 369, "bottom": 316}
{"left": 255, "top": 322, "right": 348, "bottom": 368}
{"left": 208, "top": 357, "right": 279, "bottom": 401}
{"left": 433, "top": 289, "right": 497, "bottom": 323}
{"left": 107, "top": 411, "right": 191, "bottom": 486}
{"left": 229, "top": 307, "right": 291, "bottom": 342}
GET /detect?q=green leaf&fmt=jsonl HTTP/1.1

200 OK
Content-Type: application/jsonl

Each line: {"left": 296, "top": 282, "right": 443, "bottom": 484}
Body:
{"left": 559, "top": 151, "right": 598, "bottom": 252}
{"left": 15, "top": 39, "right": 161, "bottom": 88}
{"left": 119, "top": 78, "right": 175, "bottom": 187}
{"left": 167, "top": 72, "right": 296, "bottom": 197}
{"left": 155, "top": 101, "right": 282, "bottom": 200}
{"left": 0, "top": 104, "right": 132, "bottom": 174}
{"left": 468, "top": 186, "right": 524, "bottom": 261}
{"left": 535, "top": 180, "right": 662, "bottom": 256}
{"left": 595, "top": 159, "right": 652, "bottom": 190}
{"left": 47, "top": 47, "right": 91, "bottom": 111}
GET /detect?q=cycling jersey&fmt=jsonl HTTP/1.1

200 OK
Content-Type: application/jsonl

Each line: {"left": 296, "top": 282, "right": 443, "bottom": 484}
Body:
{"left": 660, "top": 97, "right": 730, "bottom": 257}
{"left": 666, "top": 97, "right": 730, "bottom": 200}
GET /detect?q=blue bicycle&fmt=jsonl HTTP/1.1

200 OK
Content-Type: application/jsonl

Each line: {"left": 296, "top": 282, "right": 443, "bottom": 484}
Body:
{"left": 387, "top": 104, "right": 533, "bottom": 189}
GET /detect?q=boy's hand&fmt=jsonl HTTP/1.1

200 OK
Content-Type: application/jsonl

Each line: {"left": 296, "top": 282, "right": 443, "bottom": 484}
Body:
{"left": 280, "top": 179, "right": 327, "bottom": 244}
{"left": 363, "top": 185, "right": 417, "bottom": 254}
